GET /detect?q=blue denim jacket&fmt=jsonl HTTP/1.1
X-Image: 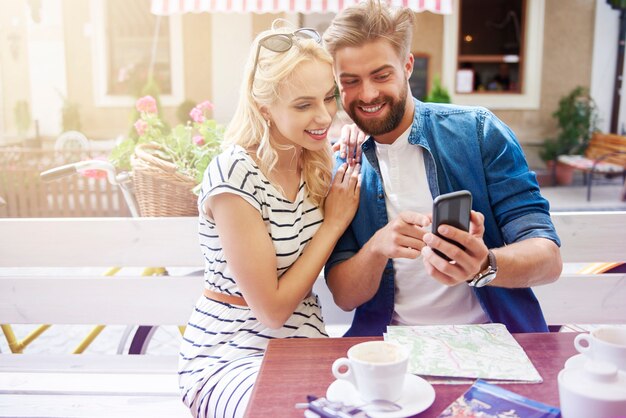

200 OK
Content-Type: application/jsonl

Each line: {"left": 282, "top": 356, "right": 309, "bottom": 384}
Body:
{"left": 325, "top": 99, "right": 561, "bottom": 337}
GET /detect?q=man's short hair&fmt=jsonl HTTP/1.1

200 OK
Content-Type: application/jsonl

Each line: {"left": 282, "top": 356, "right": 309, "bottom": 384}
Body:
{"left": 323, "top": 0, "right": 415, "bottom": 59}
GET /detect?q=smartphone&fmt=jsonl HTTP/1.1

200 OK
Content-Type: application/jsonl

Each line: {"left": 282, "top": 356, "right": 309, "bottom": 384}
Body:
{"left": 431, "top": 190, "right": 472, "bottom": 261}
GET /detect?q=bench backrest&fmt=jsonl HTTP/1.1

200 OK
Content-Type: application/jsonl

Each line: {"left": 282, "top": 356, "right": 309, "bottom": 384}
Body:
{"left": 0, "top": 217, "right": 203, "bottom": 326}
{"left": 585, "top": 133, "right": 626, "bottom": 167}
{"left": 1, "top": 213, "right": 625, "bottom": 327}
{"left": 533, "top": 211, "right": 626, "bottom": 324}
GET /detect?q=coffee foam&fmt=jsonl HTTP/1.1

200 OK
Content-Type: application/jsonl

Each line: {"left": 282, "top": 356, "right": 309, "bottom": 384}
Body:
{"left": 596, "top": 328, "right": 626, "bottom": 346}
{"left": 352, "top": 342, "right": 403, "bottom": 364}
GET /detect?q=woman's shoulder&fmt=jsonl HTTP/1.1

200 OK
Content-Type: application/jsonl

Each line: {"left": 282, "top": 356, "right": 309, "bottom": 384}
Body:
{"left": 210, "top": 145, "right": 260, "bottom": 178}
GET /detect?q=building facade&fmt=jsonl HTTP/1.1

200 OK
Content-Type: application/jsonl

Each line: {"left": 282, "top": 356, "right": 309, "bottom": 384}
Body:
{"left": 0, "top": 0, "right": 621, "bottom": 169}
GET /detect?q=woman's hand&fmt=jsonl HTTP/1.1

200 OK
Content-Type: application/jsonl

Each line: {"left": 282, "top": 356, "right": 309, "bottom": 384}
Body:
{"left": 331, "top": 124, "right": 366, "bottom": 163}
{"left": 323, "top": 162, "right": 361, "bottom": 232}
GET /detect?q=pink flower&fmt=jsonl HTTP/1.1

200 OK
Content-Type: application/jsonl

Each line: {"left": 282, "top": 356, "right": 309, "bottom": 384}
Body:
{"left": 189, "top": 100, "right": 215, "bottom": 123}
{"left": 81, "top": 169, "right": 107, "bottom": 180}
{"left": 193, "top": 135, "right": 205, "bottom": 146}
{"left": 136, "top": 95, "right": 157, "bottom": 114}
{"left": 134, "top": 119, "right": 148, "bottom": 136}
{"left": 189, "top": 107, "right": 206, "bottom": 123}
{"left": 79, "top": 156, "right": 108, "bottom": 179}
{"left": 197, "top": 100, "right": 214, "bottom": 111}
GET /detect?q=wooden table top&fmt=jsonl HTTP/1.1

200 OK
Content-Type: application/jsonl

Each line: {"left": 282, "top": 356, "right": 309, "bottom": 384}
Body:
{"left": 244, "top": 332, "right": 578, "bottom": 417}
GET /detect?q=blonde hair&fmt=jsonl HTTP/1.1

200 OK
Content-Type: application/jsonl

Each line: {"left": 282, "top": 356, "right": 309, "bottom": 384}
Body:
{"left": 224, "top": 22, "right": 333, "bottom": 208}
{"left": 323, "top": 0, "right": 415, "bottom": 60}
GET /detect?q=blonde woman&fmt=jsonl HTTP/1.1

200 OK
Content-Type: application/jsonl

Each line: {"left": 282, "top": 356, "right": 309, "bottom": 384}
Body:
{"left": 178, "top": 22, "right": 361, "bottom": 418}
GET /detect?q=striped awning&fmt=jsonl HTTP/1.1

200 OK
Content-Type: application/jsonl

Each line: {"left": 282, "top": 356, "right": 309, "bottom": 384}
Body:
{"left": 151, "top": 0, "right": 453, "bottom": 15}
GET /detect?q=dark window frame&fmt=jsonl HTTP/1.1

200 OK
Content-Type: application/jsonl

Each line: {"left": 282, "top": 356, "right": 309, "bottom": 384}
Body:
{"left": 456, "top": 0, "right": 527, "bottom": 95}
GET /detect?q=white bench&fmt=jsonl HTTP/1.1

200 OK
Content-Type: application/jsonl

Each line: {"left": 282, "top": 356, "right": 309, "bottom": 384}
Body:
{"left": 0, "top": 217, "right": 204, "bottom": 417}
{"left": 0, "top": 212, "right": 625, "bottom": 416}
{"left": 535, "top": 211, "right": 626, "bottom": 325}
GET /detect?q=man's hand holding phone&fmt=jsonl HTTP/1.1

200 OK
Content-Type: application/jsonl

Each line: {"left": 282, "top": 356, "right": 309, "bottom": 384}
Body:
{"left": 371, "top": 211, "right": 431, "bottom": 259}
{"left": 422, "top": 191, "right": 489, "bottom": 286}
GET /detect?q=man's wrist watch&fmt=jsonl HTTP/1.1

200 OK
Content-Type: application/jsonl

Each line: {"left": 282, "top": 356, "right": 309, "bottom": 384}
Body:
{"left": 468, "top": 250, "right": 497, "bottom": 287}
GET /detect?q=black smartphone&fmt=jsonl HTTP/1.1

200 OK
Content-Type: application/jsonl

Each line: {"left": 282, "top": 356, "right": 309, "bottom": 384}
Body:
{"left": 431, "top": 190, "right": 472, "bottom": 261}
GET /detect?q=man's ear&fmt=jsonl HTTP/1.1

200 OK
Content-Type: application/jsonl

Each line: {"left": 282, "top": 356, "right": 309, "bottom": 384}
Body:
{"left": 405, "top": 53, "right": 415, "bottom": 80}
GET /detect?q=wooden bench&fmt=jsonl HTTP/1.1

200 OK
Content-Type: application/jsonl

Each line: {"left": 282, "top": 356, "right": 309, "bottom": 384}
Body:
{"left": 557, "top": 133, "right": 626, "bottom": 201}
{"left": 0, "top": 213, "right": 625, "bottom": 416}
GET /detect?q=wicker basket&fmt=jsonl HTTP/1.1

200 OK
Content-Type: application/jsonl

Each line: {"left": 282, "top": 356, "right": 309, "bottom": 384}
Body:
{"left": 131, "top": 143, "right": 199, "bottom": 217}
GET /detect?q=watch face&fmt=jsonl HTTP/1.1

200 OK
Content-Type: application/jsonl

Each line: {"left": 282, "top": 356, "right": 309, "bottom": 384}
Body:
{"left": 474, "top": 271, "right": 497, "bottom": 287}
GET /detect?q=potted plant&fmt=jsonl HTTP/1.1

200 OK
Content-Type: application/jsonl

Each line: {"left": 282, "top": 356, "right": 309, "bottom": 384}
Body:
{"left": 539, "top": 86, "right": 598, "bottom": 185}
{"left": 109, "top": 96, "right": 224, "bottom": 216}
{"left": 14, "top": 101, "right": 31, "bottom": 137}
{"left": 110, "top": 96, "right": 222, "bottom": 182}
{"left": 14, "top": 100, "right": 40, "bottom": 148}
{"left": 424, "top": 75, "right": 451, "bottom": 103}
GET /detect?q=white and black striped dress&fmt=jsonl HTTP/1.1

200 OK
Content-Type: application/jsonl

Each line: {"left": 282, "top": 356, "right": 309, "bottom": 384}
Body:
{"left": 178, "top": 145, "right": 328, "bottom": 418}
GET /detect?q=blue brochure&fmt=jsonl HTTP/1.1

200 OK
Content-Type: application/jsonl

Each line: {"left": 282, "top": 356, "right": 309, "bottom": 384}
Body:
{"left": 438, "top": 380, "right": 561, "bottom": 418}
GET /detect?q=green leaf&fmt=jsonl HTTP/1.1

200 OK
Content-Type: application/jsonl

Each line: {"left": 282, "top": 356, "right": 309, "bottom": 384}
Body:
{"left": 425, "top": 75, "right": 451, "bottom": 104}
{"left": 108, "top": 137, "right": 137, "bottom": 171}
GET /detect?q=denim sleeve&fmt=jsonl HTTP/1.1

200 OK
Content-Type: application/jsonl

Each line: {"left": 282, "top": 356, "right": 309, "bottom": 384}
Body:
{"left": 324, "top": 225, "right": 359, "bottom": 277}
{"left": 480, "top": 110, "right": 561, "bottom": 247}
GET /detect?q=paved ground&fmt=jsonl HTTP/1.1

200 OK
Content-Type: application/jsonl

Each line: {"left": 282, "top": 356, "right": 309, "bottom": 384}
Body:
{"left": 540, "top": 183, "right": 626, "bottom": 212}
{"left": 2, "top": 182, "right": 624, "bottom": 355}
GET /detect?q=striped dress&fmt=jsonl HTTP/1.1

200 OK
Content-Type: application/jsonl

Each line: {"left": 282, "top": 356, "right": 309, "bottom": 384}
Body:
{"left": 178, "top": 145, "right": 328, "bottom": 418}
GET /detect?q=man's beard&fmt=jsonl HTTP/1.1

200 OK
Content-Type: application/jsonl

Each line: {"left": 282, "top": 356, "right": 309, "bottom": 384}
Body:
{"left": 346, "top": 88, "right": 407, "bottom": 136}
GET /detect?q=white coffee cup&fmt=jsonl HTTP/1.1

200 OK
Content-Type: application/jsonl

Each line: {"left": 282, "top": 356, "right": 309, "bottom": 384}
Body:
{"left": 331, "top": 341, "right": 409, "bottom": 403}
{"left": 574, "top": 327, "right": 626, "bottom": 371}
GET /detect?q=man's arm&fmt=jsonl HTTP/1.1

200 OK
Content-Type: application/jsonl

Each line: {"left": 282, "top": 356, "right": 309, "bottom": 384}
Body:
{"left": 422, "top": 223, "right": 561, "bottom": 288}
{"left": 489, "top": 237, "right": 562, "bottom": 287}
{"left": 327, "top": 211, "right": 430, "bottom": 311}
{"left": 422, "top": 209, "right": 562, "bottom": 288}
{"left": 417, "top": 108, "right": 562, "bottom": 289}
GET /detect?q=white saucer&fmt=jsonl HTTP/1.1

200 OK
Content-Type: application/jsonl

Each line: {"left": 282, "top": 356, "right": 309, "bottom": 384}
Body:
{"left": 326, "top": 373, "right": 435, "bottom": 418}
{"left": 564, "top": 353, "right": 587, "bottom": 369}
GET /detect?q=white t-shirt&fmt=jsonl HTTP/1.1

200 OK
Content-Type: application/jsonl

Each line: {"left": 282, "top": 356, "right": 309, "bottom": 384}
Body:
{"left": 374, "top": 127, "right": 489, "bottom": 326}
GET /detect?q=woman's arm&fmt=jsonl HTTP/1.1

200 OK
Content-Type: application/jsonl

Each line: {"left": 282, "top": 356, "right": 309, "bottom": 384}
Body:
{"left": 208, "top": 163, "right": 361, "bottom": 329}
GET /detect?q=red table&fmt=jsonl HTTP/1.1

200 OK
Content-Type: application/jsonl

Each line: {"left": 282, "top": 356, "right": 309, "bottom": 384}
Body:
{"left": 244, "top": 333, "right": 577, "bottom": 417}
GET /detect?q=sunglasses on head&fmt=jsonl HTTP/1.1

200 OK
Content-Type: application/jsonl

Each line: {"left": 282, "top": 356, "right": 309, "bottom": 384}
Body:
{"left": 251, "top": 28, "right": 322, "bottom": 81}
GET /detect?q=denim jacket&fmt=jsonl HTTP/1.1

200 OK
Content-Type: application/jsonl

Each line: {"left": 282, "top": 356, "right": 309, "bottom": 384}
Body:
{"left": 325, "top": 99, "right": 561, "bottom": 337}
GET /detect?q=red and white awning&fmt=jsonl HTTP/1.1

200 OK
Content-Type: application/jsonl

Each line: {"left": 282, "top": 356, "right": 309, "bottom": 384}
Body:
{"left": 151, "top": 0, "right": 452, "bottom": 15}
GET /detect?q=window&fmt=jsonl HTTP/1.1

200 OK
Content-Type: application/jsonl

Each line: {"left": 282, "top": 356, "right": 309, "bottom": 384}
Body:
{"left": 457, "top": 0, "right": 524, "bottom": 94}
{"left": 92, "top": 0, "right": 183, "bottom": 107}
{"left": 443, "top": 0, "right": 544, "bottom": 109}
{"left": 106, "top": 0, "right": 171, "bottom": 95}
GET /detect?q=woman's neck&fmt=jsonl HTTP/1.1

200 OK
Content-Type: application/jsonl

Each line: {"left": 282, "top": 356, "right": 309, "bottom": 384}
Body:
{"left": 274, "top": 146, "right": 302, "bottom": 173}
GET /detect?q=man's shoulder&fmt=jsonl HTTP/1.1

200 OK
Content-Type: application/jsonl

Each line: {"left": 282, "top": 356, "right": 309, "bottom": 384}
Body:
{"left": 416, "top": 100, "right": 492, "bottom": 119}
{"left": 413, "top": 100, "right": 505, "bottom": 140}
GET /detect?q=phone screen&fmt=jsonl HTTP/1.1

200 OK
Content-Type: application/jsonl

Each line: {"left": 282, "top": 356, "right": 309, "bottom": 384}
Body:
{"left": 432, "top": 190, "right": 472, "bottom": 260}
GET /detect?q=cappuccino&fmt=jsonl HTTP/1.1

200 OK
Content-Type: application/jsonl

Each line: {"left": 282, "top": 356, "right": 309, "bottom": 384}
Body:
{"left": 332, "top": 341, "right": 409, "bottom": 402}
{"left": 352, "top": 342, "right": 403, "bottom": 364}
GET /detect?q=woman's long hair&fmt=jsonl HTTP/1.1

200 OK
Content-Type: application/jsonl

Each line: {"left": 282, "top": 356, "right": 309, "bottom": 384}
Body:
{"left": 223, "top": 22, "right": 334, "bottom": 208}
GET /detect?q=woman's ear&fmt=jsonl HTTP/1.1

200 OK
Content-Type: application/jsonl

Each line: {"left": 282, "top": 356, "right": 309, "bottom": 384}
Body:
{"left": 259, "top": 105, "right": 271, "bottom": 122}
